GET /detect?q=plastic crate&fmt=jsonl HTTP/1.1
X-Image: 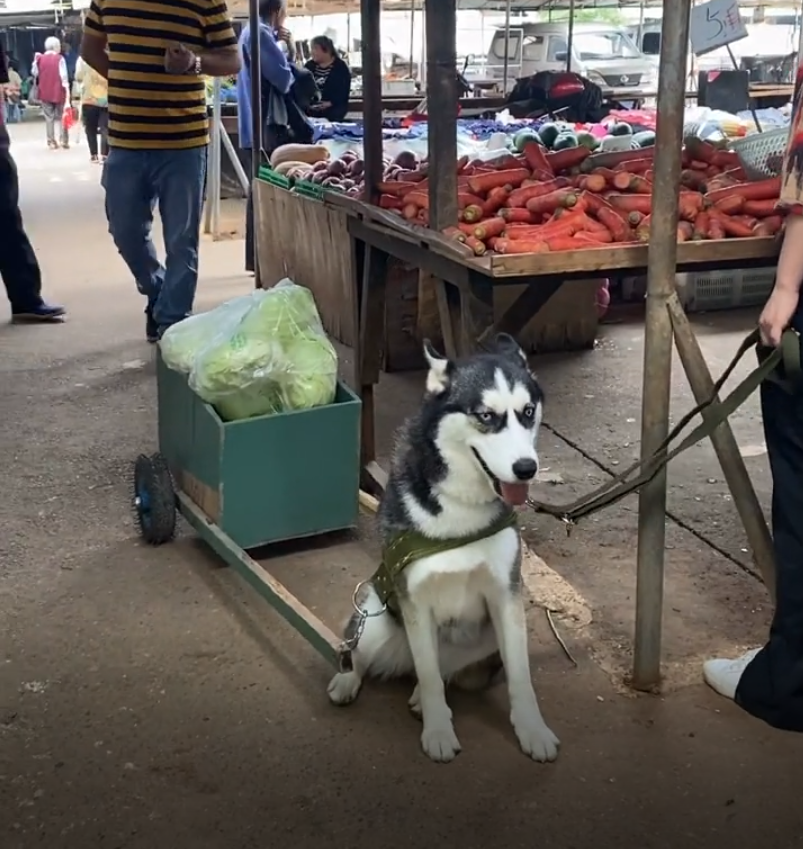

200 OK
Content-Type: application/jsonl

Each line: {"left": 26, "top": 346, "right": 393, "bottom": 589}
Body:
{"left": 676, "top": 267, "right": 775, "bottom": 313}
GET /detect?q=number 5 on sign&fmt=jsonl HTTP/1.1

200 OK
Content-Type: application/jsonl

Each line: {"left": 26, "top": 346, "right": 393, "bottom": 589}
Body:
{"left": 689, "top": 0, "right": 748, "bottom": 56}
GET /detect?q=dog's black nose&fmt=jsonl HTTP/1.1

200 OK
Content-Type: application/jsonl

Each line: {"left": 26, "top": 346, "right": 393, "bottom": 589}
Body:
{"left": 512, "top": 458, "right": 538, "bottom": 481}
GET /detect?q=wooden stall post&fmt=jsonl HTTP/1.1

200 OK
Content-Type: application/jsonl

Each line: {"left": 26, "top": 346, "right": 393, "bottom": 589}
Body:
{"left": 632, "top": 0, "right": 692, "bottom": 691}
{"left": 425, "top": 0, "right": 458, "bottom": 229}
{"left": 357, "top": 0, "right": 391, "bottom": 495}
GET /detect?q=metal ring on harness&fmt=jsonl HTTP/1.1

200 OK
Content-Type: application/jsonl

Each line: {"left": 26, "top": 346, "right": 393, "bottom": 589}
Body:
{"left": 351, "top": 579, "right": 388, "bottom": 618}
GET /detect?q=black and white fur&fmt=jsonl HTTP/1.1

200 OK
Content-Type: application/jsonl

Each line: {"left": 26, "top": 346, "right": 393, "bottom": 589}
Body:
{"left": 327, "top": 333, "right": 559, "bottom": 764}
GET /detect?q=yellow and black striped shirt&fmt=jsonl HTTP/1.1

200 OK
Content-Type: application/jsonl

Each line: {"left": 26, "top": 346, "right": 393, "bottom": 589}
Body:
{"left": 83, "top": 0, "right": 236, "bottom": 150}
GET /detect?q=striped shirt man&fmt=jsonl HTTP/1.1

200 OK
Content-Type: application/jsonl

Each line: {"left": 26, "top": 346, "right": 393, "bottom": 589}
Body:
{"left": 82, "top": 0, "right": 238, "bottom": 150}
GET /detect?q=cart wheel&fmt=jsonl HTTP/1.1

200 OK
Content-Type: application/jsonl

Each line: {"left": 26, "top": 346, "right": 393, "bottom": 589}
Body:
{"left": 133, "top": 453, "right": 176, "bottom": 545}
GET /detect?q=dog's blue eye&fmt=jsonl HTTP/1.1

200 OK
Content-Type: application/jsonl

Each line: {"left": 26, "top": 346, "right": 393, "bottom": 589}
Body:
{"left": 477, "top": 410, "right": 494, "bottom": 423}
{"left": 522, "top": 404, "right": 535, "bottom": 419}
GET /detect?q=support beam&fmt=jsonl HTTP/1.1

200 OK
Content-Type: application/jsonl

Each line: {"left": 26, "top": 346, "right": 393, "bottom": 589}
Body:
{"left": 632, "top": 0, "right": 691, "bottom": 691}
{"left": 425, "top": 0, "right": 458, "bottom": 229}
{"left": 360, "top": 0, "right": 383, "bottom": 205}
{"left": 248, "top": 0, "right": 262, "bottom": 286}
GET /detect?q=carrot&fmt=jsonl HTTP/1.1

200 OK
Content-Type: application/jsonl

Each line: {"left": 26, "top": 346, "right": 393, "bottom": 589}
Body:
{"left": 481, "top": 186, "right": 510, "bottom": 216}
{"left": 456, "top": 155, "right": 470, "bottom": 174}
{"left": 689, "top": 160, "right": 710, "bottom": 172}
{"left": 461, "top": 204, "right": 485, "bottom": 223}
{"left": 612, "top": 171, "right": 635, "bottom": 191}
{"left": 473, "top": 217, "right": 507, "bottom": 241}
{"left": 457, "top": 192, "right": 485, "bottom": 209}
{"left": 704, "top": 176, "right": 782, "bottom": 205}
{"left": 636, "top": 215, "right": 651, "bottom": 242}
{"left": 404, "top": 191, "right": 429, "bottom": 209}
{"left": 753, "top": 216, "right": 783, "bottom": 237}
{"left": 713, "top": 195, "right": 744, "bottom": 215}
{"left": 522, "top": 141, "right": 553, "bottom": 175}
{"left": 402, "top": 203, "right": 418, "bottom": 220}
{"left": 678, "top": 193, "right": 704, "bottom": 222}
{"left": 467, "top": 168, "right": 530, "bottom": 195}
{"left": 544, "top": 236, "right": 589, "bottom": 251}
{"left": 742, "top": 199, "right": 779, "bottom": 218}
{"left": 685, "top": 137, "right": 719, "bottom": 165}
{"left": 544, "top": 147, "right": 591, "bottom": 174}
{"left": 490, "top": 154, "right": 523, "bottom": 171}
{"left": 693, "top": 211, "right": 709, "bottom": 240}
{"left": 500, "top": 207, "right": 535, "bottom": 223}
{"left": 379, "top": 193, "right": 403, "bottom": 210}
{"left": 677, "top": 221, "right": 693, "bottom": 242}
{"left": 585, "top": 216, "right": 613, "bottom": 237}
{"left": 506, "top": 179, "right": 567, "bottom": 208}
{"left": 525, "top": 189, "right": 579, "bottom": 216}
{"left": 582, "top": 173, "right": 607, "bottom": 193}
{"left": 492, "top": 238, "right": 550, "bottom": 255}
{"left": 613, "top": 157, "right": 653, "bottom": 174}
{"left": 418, "top": 209, "right": 429, "bottom": 226}
{"left": 709, "top": 210, "right": 755, "bottom": 238}
{"left": 441, "top": 226, "right": 466, "bottom": 243}
{"left": 708, "top": 214, "right": 725, "bottom": 239}
{"left": 596, "top": 206, "right": 632, "bottom": 242}
{"left": 680, "top": 169, "right": 707, "bottom": 191}
{"left": 464, "top": 235, "right": 487, "bottom": 256}
{"left": 397, "top": 168, "right": 428, "bottom": 183}
{"left": 712, "top": 150, "right": 742, "bottom": 171}
{"left": 457, "top": 222, "right": 477, "bottom": 237}
{"left": 608, "top": 193, "right": 653, "bottom": 216}
{"left": 574, "top": 229, "right": 613, "bottom": 245}
{"left": 376, "top": 181, "right": 417, "bottom": 197}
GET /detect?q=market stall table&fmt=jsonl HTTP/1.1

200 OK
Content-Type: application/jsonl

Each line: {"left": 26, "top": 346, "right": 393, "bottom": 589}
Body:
{"left": 331, "top": 193, "right": 780, "bottom": 496}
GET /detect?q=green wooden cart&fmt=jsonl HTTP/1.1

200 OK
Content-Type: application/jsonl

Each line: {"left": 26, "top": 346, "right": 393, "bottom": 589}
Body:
{"left": 132, "top": 352, "right": 362, "bottom": 665}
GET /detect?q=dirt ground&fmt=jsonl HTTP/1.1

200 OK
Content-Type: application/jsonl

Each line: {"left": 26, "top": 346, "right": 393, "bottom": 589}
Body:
{"left": 2, "top": 121, "right": 803, "bottom": 849}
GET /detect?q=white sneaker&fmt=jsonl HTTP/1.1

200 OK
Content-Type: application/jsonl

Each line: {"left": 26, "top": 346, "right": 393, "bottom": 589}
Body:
{"left": 703, "top": 648, "right": 761, "bottom": 700}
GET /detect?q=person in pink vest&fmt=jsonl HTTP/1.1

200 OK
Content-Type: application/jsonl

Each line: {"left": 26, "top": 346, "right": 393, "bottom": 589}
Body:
{"left": 33, "top": 37, "right": 70, "bottom": 150}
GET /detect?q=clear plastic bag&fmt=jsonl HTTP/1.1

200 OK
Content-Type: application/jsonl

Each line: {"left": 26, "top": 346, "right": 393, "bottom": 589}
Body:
{"left": 188, "top": 279, "right": 338, "bottom": 422}
{"left": 159, "top": 294, "right": 254, "bottom": 374}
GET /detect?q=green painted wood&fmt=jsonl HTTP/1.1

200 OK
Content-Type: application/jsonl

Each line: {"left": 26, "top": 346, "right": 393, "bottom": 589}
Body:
{"left": 177, "top": 492, "right": 340, "bottom": 667}
{"left": 157, "top": 353, "right": 361, "bottom": 550}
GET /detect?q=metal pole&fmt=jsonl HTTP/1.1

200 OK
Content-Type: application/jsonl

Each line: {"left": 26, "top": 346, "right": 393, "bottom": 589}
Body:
{"left": 632, "top": 0, "right": 691, "bottom": 691}
{"left": 566, "top": 0, "right": 575, "bottom": 73}
{"left": 409, "top": 1, "right": 415, "bottom": 78}
{"left": 248, "top": 0, "right": 262, "bottom": 287}
{"left": 503, "top": 0, "right": 511, "bottom": 92}
{"left": 219, "top": 120, "right": 249, "bottom": 195}
{"left": 210, "top": 76, "right": 222, "bottom": 236}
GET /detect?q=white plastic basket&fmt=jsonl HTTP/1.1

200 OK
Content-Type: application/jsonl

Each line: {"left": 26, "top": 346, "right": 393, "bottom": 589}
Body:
{"left": 730, "top": 127, "right": 789, "bottom": 180}
{"left": 676, "top": 267, "right": 776, "bottom": 312}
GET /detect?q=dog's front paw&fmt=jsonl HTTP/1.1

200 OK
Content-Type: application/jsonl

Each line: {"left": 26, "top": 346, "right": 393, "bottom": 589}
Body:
{"left": 512, "top": 715, "right": 560, "bottom": 762}
{"left": 421, "top": 723, "right": 461, "bottom": 763}
{"left": 327, "top": 671, "right": 362, "bottom": 706}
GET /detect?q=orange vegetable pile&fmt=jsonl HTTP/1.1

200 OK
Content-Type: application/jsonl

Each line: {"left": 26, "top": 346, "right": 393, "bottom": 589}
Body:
{"left": 374, "top": 137, "right": 785, "bottom": 257}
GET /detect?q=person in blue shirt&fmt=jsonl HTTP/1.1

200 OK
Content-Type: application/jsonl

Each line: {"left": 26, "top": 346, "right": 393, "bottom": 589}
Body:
{"left": 236, "top": 0, "right": 294, "bottom": 273}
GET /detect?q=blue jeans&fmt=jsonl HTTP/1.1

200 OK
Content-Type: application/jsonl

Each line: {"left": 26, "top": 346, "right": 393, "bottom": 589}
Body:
{"left": 4, "top": 101, "right": 21, "bottom": 123}
{"left": 102, "top": 146, "right": 206, "bottom": 329}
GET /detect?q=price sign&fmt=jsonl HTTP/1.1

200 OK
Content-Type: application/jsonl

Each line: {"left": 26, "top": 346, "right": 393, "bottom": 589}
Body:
{"left": 689, "top": 0, "right": 749, "bottom": 56}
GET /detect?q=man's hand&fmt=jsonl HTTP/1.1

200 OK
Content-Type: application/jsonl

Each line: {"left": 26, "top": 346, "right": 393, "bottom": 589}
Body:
{"left": 164, "top": 42, "right": 195, "bottom": 74}
{"left": 759, "top": 285, "right": 799, "bottom": 347}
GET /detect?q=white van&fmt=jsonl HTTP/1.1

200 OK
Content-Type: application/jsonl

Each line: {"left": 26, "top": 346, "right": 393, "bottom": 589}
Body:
{"left": 486, "top": 22, "right": 658, "bottom": 94}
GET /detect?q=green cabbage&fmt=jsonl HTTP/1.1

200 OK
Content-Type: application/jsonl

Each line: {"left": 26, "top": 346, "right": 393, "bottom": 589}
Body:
{"left": 159, "top": 294, "right": 253, "bottom": 373}
{"left": 186, "top": 280, "right": 338, "bottom": 422}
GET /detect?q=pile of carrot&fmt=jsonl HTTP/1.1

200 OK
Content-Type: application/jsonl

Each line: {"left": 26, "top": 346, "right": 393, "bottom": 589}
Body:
{"left": 375, "top": 135, "right": 785, "bottom": 257}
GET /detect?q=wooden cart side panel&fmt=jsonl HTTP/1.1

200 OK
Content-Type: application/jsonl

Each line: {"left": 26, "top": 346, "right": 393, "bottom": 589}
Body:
{"left": 218, "top": 383, "right": 362, "bottom": 550}
{"left": 254, "top": 181, "right": 356, "bottom": 346}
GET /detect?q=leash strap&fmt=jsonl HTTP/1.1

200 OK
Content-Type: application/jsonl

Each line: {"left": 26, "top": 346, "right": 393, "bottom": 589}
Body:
{"left": 529, "top": 327, "right": 800, "bottom": 526}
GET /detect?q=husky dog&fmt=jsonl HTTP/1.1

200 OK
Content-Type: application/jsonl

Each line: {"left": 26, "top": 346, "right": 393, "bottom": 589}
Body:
{"left": 327, "top": 333, "right": 559, "bottom": 764}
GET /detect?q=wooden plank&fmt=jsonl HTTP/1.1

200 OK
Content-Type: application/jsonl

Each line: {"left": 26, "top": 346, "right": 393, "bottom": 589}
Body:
{"left": 255, "top": 181, "right": 355, "bottom": 345}
{"left": 360, "top": 0, "right": 383, "bottom": 204}
{"left": 435, "top": 278, "right": 460, "bottom": 359}
{"left": 488, "top": 237, "right": 779, "bottom": 278}
{"left": 425, "top": 0, "right": 458, "bottom": 229}
{"left": 459, "top": 270, "right": 495, "bottom": 355}
{"left": 476, "top": 278, "right": 564, "bottom": 349}
{"left": 177, "top": 492, "right": 341, "bottom": 667}
{"left": 417, "top": 271, "right": 442, "bottom": 342}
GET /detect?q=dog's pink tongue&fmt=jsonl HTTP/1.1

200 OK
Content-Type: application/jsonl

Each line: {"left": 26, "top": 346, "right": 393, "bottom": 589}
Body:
{"left": 499, "top": 482, "right": 529, "bottom": 506}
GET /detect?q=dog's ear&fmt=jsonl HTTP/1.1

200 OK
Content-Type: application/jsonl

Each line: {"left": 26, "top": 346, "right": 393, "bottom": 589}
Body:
{"left": 493, "top": 332, "right": 528, "bottom": 366}
{"left": 423, "top": 339, "right": 451, "bottom": 395}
